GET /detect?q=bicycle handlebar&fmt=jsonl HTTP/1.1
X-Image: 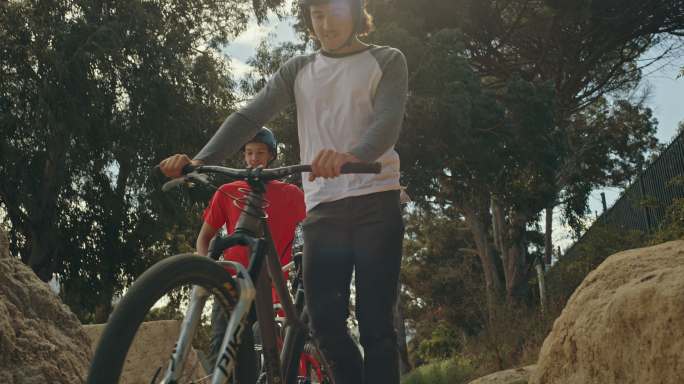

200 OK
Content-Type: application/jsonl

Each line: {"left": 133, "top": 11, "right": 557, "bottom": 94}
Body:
{"left": 159, "top": 162, "right": 382, "bottom": 192}
{"left": 183, "top": 162, "right": 381, "bottom": 179}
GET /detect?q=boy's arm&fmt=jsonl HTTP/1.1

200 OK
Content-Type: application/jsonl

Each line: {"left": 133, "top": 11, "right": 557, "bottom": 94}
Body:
{"left": 193, "top": 55, "right": 310, "bottom": 165}
{"left": 348, "top": 48, "right": 408, "bottom": 162}
{"left": 196, "top": 222, "right": 220, "bottom": 256}
{"left": 292, "top": 185, "right": 306, "bottom": 223}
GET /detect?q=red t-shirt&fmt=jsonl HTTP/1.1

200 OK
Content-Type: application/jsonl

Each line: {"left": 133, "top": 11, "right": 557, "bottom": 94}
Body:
{"left": 203, "top": 180, "right": 306, "bottom": 270}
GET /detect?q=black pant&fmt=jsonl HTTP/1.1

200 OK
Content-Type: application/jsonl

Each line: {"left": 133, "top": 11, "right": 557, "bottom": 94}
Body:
{"left": 302, "top": 190, "right": 404, "bottom": 384}
{"left": 209, "top": 302, "right": 257, "bottom": 382}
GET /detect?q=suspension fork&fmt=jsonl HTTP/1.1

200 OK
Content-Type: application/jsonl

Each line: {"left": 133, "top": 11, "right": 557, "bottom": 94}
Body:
{"left": 161, "top": 285, "right": 211, "bottom": 383}
{"left": 210, "top": 261, "right": 256, "bottom": 384}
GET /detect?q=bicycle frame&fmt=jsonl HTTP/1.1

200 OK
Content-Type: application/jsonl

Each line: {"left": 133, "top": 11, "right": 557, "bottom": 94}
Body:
{"left": 154, "top": 162, "right": 380, "bottom": 384}
{"left": 160, "top": 171, "right": 308, "bottom": 384}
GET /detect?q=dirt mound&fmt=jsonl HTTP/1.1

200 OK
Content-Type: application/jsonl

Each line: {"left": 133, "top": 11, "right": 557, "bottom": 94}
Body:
{"left": 85, "top": 320, "right": 207, "bottom": 383}
{"left": 0, "top": 230, "right": 91, "bottom": 383}
{"left": 532, "top": 240, "right": 684, "bottom": 384}
{"left": 468, "top": 365, "right": 535, "bottom": 384}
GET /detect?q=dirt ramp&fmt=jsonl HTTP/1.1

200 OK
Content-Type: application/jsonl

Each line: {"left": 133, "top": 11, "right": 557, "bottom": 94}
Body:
{"left": 0, "top": 230, "right": 91, "bottom": 383}
{"left": 85, "top": 320, "right": 207, "bottom": 383}
{"left": 532, "top": 240, "right": 684, "bottom": 384}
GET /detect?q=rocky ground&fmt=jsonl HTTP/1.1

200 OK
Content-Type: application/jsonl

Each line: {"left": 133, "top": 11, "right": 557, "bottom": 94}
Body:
{"left": 468, "top": 240, "right": 684, "bottom": 384}
{"left": 0, "top": 230, "right": 90, "bottom": 383}
{"left": 467, "top": 365, "right": 535, "bottom": 384}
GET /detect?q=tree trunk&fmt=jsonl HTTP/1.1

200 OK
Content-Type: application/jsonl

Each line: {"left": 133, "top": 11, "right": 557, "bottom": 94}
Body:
{"left": 27, "top": 178, "right": 62, "bottom": 279}
{"left": 92, "top": 157, "right": 132, "bottom": 323}
{"left": 492, "top": 200, "right": 533, "bottom": 306}
{"left": 26, "top": 144, "right": 66, "bottom": 281}
{"left": 504, "top": 210, "right": 530, "bottom": 305}
{"left": 544, "top": 206, "right": 553, "bottom": 266}
{"left": 27, "top": 225, "right": 59, "bottom": 281}
{"left": 463, "top": 203, "right": 503, "bottom": 323}
{"left": 491, "top": 197, "right": 506, "bottom": 257}
{"left": 394, "top": 283, "right": 412, "bottom": 375}
{"left": 535, "top": 259, "right": 547, "bottom": 314}
{"left": 93, "top": 287, "right": 115, "bottom": 323}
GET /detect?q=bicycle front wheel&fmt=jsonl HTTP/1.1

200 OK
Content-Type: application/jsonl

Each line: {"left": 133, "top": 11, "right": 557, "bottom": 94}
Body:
{"left": 87, "top": 253, "right": 256, "bottom": 384}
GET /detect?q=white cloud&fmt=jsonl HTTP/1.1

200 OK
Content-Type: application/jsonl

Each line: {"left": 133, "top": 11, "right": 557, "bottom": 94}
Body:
{"left": 228, "top": 57, "right": 255, "bottom": 79}
{"left": 233, "top": 22, "right": 275, "bottom": 47}
{"left": 223, "top": 7, "right": 299, "bottom": 63}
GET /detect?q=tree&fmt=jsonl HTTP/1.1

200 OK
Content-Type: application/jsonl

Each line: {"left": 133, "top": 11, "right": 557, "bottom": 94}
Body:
{"left": 0, "top": 0, "right": 285, "bottom": 321}
{"left": 401, "top": 207, "right": 487, "bottom": 361}
{"left": 401, "top": 206, "right": 554, "bottom": 371}
{"left": 392, "top": 28, "right": 559, "bottom": 310}
{"left": 367, "top": 0, "right": 674, "bottom": 306}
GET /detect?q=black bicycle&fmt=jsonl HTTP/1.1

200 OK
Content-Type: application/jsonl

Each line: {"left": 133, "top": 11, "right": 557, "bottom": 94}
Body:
{"left": 87, "top": 162, "right": 380, "bottom": 384}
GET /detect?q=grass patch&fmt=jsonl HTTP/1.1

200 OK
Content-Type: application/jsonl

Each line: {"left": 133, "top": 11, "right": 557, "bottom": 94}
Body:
{"left": 402, "top": 357, "right": 475, "bottom": 384}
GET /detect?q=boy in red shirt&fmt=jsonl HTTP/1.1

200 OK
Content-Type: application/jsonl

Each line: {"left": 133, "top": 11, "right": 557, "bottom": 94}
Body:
{"left": 195, "top": 127, "right": 306, "bottom": 371}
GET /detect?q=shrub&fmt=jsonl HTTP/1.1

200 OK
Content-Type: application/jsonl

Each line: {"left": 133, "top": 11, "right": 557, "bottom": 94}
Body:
{"left": 401, "top": 356, "right": 475, "bottom": 384}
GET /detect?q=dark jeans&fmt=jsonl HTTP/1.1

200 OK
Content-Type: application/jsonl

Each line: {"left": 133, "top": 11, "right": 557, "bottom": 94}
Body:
{"left": 302, "top": 190, "right": 404, "bottom": 384}
{"left": 209, "top": 302, "right": 257, "bottom": 382}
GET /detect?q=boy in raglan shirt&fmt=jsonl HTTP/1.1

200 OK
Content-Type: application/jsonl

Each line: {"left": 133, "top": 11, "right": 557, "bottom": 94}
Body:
{"left": 160, "top": 0, "right": 407, "bottom": 382}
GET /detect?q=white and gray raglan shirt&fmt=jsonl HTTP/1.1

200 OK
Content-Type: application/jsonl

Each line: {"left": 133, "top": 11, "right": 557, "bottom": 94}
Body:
{"left": 194, "top": 45, "right": 408, "bottom": 211}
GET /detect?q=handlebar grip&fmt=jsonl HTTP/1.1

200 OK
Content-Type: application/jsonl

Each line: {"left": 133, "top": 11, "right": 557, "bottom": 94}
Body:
{"left": 181, "top": 163, "right": 197, "bottom": 175}
{"left": 151, "top": 165, "right": 164, "bottom": 177}
{"left": 340, "top": 162, "right": 381, "bottom": 174}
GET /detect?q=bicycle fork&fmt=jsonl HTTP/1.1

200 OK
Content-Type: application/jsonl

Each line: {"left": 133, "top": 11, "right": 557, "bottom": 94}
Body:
{"left": 159, "top": 285, "right": 210, "bottom": 384}
{"left": 158, "top": 262, "right": 256, "bottom": 384}
{"left": 212, "top": 262, "right": 256, "bottom": 384}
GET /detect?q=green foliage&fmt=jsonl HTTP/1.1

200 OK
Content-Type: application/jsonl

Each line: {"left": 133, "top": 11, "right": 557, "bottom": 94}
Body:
{"left": 402, "top": 208, "right": 546, "bottom": 374}
{"left": 401, "top": 356, "right": 475, "bottom": 384}
{"left": 401, "top": 195, "right": 684, "bottom": 379}
{"left": 546, "top": 225, "right": 647, "bottom": 306}
{"left": 545, "top": 197, "right": 684, "bottom": 315}
{"left": 380, "top": 0, "right": 678, "bottom": 375}
{"left": 414, "top": 322, "right": 462, "bottom": 363}
{"left": 650, "top": 198, "right": 684, "bottom": 244}
{"left": 459, "top": 303, "right": 551, "bottom": 375}
{"left": 394, "top": 28, "right": 558, "bottom": 214}
{"left": 0, "top": 0, "right": 281, "bottom": 321}
{"left": 372, "top": 0, "right": 667, "bottom": 317}
{"left": 402, "top": 208, "right": 487, "bottom": 344}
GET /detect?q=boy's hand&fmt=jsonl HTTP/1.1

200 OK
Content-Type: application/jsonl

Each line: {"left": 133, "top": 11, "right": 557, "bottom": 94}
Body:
{"left": 309, "top": 150, "right": 361, "bottom": 181}
{"left": 159, "top": 154, "right": 203, "bottom": 178}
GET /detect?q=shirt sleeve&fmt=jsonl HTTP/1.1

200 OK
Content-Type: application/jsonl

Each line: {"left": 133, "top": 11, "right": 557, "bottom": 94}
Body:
{"left": 349, "top": 48, "right": 408, "bottom": 162}
{"left": 203, "top": 188, "right": 229, "bottom": 230}
{"left": 193, "top": 55, "right": 310, "bottom": 164}
{"left": 289, "top": 185, "right": 306, "bottom": 223}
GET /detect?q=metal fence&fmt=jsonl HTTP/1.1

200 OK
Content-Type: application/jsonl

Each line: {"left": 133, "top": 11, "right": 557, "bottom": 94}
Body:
{"left": 564, "top": 132, "right": 684, "bottom": 258}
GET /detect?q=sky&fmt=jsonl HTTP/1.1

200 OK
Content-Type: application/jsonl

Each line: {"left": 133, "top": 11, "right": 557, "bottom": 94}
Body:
{"left": 578, "top": 44, "right": 684, "bottom": 249}
{"left": 222, "top": 11, "right": 299, "bottom": 78}
{"left": 222, "top": 12, "right": 684, "bottom": 252}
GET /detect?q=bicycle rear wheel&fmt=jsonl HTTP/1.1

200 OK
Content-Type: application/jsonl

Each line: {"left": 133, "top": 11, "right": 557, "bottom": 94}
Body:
{"left": 87, "top": 253, "right": 256, "bottom": 384}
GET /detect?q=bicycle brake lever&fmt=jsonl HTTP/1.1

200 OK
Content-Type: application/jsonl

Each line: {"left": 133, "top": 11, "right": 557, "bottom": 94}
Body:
{"left": 161, "top": 172, "right": 210, "bottom": 192}
{"left": 161, "top": 177, "right": 186, "bottom": 192}
{"left": 186, "top": 172, "right": 209, "bottom": 185}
